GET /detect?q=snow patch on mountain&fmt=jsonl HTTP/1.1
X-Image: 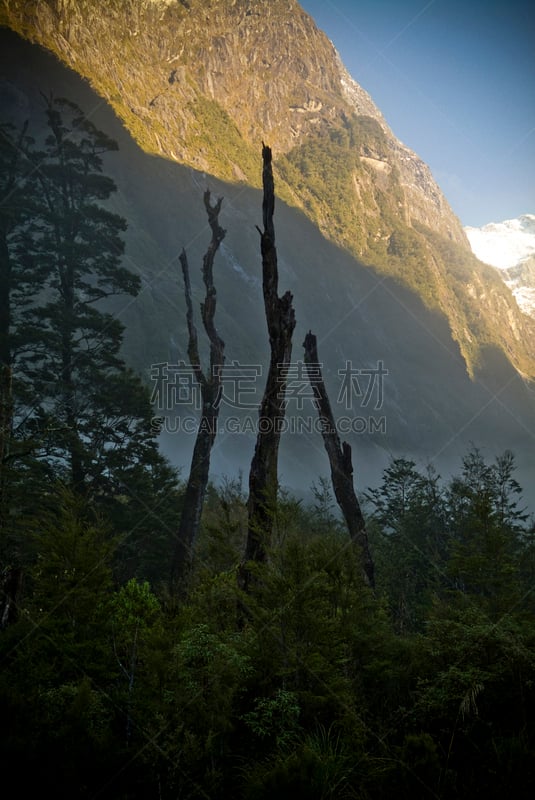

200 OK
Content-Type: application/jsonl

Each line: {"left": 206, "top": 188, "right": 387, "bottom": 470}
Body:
{"left": 465, "top": 214, "right": 535, "bottom": 317}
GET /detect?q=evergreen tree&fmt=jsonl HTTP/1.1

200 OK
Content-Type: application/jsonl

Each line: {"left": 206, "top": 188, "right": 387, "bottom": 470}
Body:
{"left": 0, "top": 119, "right": 49, "bottom": 623}
{"left": 20, "top": 96, "right": 141, "bottom": 491}
{"left": 445, "top": 447, "right": 526, "bottom": 617}
{"left": 0, "top": 97, "right": 179, "bottom": 593}
{"left": 366, "top": 458, "right": 448, "bottom": 632}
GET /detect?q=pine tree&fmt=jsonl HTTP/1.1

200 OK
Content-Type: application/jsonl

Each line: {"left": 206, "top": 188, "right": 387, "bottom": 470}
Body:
{"left": 0, "top": 120, "right": 48, "bottom": 503}
{"left": 0, "top": 119, "right": 50, "bottom": 624}
{"left": 366, "top": 458, "right": 448, "bottom": 631}
{"left": 19, "top": 97, "right": 142, "bottom": 491}
{"left": 446, "top": 447, "right": 526, "bottom": 617}
{"left": 0, "top": 97, "right": 179, "bottom": 592}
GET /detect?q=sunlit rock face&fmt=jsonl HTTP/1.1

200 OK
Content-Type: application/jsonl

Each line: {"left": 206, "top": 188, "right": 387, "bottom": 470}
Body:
{"left": 0, "top": 0, "right": 465, "bottom": 241}
{"left": 1, "top": 8, "right": 535, "bottom": 499}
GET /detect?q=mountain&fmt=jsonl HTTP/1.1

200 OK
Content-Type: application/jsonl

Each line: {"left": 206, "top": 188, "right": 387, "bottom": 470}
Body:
{"left": 1, "top": 4, "right": 534, "bottom": 495}
{"left": 2, "top": 0, "right": 535, "bottom": 380}
{"left": 0, "top": 0, "right": 463, "bottom": 240}
{"left": 465, "top": 215, "right": 535, "bottom": 318}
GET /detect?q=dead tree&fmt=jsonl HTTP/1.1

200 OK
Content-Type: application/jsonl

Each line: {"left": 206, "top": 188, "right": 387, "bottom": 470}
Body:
{"left": 303, "top": 330, "right": 375, "bottom": 588}
{"left": 240, "top": 145, "right": 296, "bottom": 587}
{"left": 170, "top": 190, "right": 226, "bottom": 587}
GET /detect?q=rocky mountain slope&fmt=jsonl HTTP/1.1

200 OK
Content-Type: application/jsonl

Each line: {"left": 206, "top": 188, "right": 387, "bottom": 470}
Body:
{"left": 2, "top": 0, "right": 535, "bottom": 381}
{"left": 1, "top": 6, "right": 534, "bottom": 497}
{"left": 465, "top": 215, "right": 535, "bottom": 318}
{"left": 0, "top": 0, "right": 463, "bottom": 238}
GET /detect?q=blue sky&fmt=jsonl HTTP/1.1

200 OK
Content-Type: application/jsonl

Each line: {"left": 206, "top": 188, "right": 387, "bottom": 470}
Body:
{"left": 299, "top": 0, "right": 535, "bottom": 227}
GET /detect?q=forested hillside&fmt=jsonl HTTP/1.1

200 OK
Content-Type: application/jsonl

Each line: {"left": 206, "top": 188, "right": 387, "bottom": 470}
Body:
{"left": 2, "top": 0, "right": 535, "bottom": 380}
{"left": 1, "top": 1, "right": 534, "bottom": 794}
{"left": 2, "top": 449, "right": 534, "bottom": 798}
{"left": 0, "top": 95, "right": 534, "bottom": 800}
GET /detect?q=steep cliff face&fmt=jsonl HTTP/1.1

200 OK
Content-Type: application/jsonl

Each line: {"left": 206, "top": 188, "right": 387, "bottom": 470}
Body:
{"left": 1, "top": 0, "right": 464, "bottom": 240}
{"left": 337, "top": 61, "right": 461, "bottom": 241}
{"left": 1, "top": 0, "right": 535, "bottom": 378}
{"left": 1, "top": 26, "right": 534, "bottom": 496}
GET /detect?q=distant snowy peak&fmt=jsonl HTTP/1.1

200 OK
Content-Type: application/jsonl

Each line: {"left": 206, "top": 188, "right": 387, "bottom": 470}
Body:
{"left": 464, "top": 214, "right": 535, "bottom": 317}
{"left": 465, "top": 214, "right": 535, "bottom": 270}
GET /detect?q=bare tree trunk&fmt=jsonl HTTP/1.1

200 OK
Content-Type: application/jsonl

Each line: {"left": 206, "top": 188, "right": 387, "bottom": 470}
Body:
{"left": 303, "top": 330, "right": 375, "bottom": 588}
{"left": 170, "top": 191, "right": 226, "bottom": 587}
{"left": 240, "top": 145, "right": 296, "bottom": 589}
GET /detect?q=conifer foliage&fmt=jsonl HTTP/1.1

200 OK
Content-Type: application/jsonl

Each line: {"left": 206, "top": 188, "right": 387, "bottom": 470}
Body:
{"left": 0, "top": 107, "right": 533, "bottom": 800}
{"left": 0, "top": 97, "right": 178, "bottom": 610}
{"left": 21, "top": 97, "right": 146, "bottom": 491}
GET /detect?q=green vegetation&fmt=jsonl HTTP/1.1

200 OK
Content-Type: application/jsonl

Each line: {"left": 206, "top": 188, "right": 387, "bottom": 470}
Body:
{"left": 1, "top": 95, "right": 534, "bottom": 799}
{"left": 277, "top": 116, "right": 535, "bottom": 378}
{"left": 415, "top": 223, "right": 535, "bottom": 375}
{"left": 3, "top": 0, "right": 535, "bottom": 384}
{"left": 278, "top": 117, "right": 396, "bottom": 253}
{"left": 0, "top": 98, "right": 179, "bottom": 596}
{"left": 185, "top": 96, "right": 261, "bottom": 186}
{"left": 1, "top": 448, "right": 534, "bottom": 798}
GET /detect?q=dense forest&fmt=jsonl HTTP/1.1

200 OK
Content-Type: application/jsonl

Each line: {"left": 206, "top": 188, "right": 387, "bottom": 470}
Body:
{"left": 1, "top": 100, "right": 534, "bottom": 799}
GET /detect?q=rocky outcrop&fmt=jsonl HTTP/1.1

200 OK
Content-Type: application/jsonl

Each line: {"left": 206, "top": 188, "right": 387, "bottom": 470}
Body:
{"left": 1, "top": 23, "right": 535, "bottom": 497}
{"left": 337, "top": 61, "right": 465, "bottom": 244}
{"left": 1, "top": 0, "right": 465, "bottom": 243}
{"left": 1, "top": 0, "right": 534, "bottom": 377}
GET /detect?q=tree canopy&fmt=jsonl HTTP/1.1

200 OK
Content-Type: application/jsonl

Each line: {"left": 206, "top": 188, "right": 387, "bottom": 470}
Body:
{"left": 0, "top": 104, "right": 533, "bottom": 799}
